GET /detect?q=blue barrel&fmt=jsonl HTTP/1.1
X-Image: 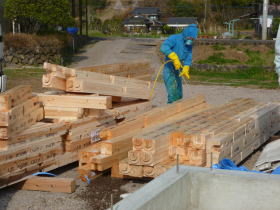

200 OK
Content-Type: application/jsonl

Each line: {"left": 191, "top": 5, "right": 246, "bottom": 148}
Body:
{"left": 67, "top": 27, "right": 78, "bottom": 35}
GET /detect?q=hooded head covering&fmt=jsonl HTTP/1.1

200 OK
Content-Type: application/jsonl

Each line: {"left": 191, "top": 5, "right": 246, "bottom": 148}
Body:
{"left": 182, "top": 24, "right": 198, "bottom": 39}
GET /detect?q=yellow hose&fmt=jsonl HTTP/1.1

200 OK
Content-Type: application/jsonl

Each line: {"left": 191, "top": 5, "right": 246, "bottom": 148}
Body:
{"left": 149, "top": 60, "right": 188, "bottom": 100}
{"left": 149, "top": 60, "right": 172, "bottom": 99}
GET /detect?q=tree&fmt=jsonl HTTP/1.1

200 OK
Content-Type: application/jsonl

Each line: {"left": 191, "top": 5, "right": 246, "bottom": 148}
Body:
{"left": 102, "top": 17, "right": 122, "bottom": 34}
{"left": 88, "top": 0, "right": 108, "bottom": 10}
{"left": 167, "top": 0, "right": 197, "bottom": 17}
{"left": 4, "top": 0, "right": 74, "bottom": 33}
{"left": 90, "top": 17, "right": 102, "bottom": 31}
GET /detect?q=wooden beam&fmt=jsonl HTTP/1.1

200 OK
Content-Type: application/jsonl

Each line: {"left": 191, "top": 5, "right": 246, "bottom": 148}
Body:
{"left": 44, "top": 106, "right": 85, "bottom": 120}
{"left": 21, "top": 177, "right": 76, "bottom": 193}
{"left": 66, "top": 77, "right": 151, "bottom": 99}
{"left": 38, "top": 94, "right": 112, "bottom": 109}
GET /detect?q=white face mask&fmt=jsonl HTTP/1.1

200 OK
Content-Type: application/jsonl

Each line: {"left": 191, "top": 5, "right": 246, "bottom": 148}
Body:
{"left": 185, "top": 39, "right": 193, "bottom": 46}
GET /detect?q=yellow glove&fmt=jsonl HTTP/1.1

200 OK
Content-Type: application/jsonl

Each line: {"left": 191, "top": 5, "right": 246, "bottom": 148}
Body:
{"left": 168, "top": 52, "right": 182, "bottom": 70}
{"left": 179, "top": 66, "right": 190, "bottom": 79}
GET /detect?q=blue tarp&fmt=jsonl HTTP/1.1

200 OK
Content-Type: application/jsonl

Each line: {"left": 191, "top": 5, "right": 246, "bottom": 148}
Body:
{"left": 212, "top": 158, "right": 280, "bottom": 175}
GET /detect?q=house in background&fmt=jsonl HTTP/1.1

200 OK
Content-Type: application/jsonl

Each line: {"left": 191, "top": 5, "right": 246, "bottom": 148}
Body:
{"left": 123, "top": 7, "right": 163, "bottom": 33}
{"left": 123, "top": 16, "right": 151, "bottom": 33}
{"left": 167, "top": 17, "right": 198, "bottom": 30}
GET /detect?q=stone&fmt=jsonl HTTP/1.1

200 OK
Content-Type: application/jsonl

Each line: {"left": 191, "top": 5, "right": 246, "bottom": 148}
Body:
{"left": 13, "top": 58, "right": 19, "bottom": 64}
{"left": 6, "top": 56, "right": 13, "bottom": 62}
{"left": 28, "top": 58, "right": 35, "bottom": 65}
{"left": 19, "top": 54, "right": 25, "bottom": 60}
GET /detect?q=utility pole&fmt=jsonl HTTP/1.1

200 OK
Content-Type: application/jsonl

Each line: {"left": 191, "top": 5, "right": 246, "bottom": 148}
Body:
{"left": 262, "top": 0, "right": 269, "bottom": 40}
{"left": 203, "top": 0, "right": 207, "bottom": 33}
{"left": 0, "top": 0, "right": 4, "bottom": 63}
{"left": 0, "top": 0, "right": 7, "bottom": 92}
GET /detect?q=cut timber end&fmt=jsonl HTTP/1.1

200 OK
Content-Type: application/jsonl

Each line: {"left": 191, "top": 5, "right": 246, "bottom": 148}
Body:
{"left": 42, "top": 74, "right": 51, "bottom": 84}
{"left": 132, "top": 137, "right": 144, "bottom": 151}
{"left": 128, "top": 150, "right": 141, "bottom": 165}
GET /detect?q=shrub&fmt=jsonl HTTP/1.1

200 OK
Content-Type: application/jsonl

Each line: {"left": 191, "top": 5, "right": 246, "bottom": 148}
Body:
{"left": 162, "top": 25, "right": 176, "bottom": 34}
{"left": 88, "top": 0, "right": 108, "bottom": 10}
{"left": 272, "top": 18, "right": 280, "bottom": 37}
{"left": 102, "top": 18, "right": 122, "bottom": 34}
{"left": 4, "top": 33, "right": 70, "bottom": 52}
{"left": 90, "top": 17, "right": 103, "bottom": 31}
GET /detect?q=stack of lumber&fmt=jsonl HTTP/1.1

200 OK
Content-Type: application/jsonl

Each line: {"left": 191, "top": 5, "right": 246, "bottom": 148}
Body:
{"left": 78, "top": 95, "right": 210, "bottom": 178}
{"left": 42, "top": 62, "right": 152, "bottom": 99}
{"left": 40, "top": 62, "right": 154, "bottom": 161}
{"left": 41, "top": 62, "right": 153, "bottom": 122}
{"left": 77, "top": 60, "right": 153, "bottom": 81}
{"left": 0, "top": 61, "right": 155, "bottom": 189}
{"left": 40, "top": 62, "right": 154, "bottom": 160}
{"left": 0, "top": 86, "right": 69, "bottom": 187}
{"left": 0, "top": 85, "right": 44, "bottom": 146}
{"left": 0, "top": 121, "right": 68, "bottom": 187}
{"left": 206, "top": 102, "right": 280, "bottom": 167}
{"left": 117, "top": 99, "right": 280, "bottom": 178}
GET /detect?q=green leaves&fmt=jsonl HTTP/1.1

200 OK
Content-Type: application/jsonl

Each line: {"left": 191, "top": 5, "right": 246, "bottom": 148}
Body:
{"left": 167, "top": 0, "right": 197, "bottom": 17}
{"left": 4, "top": 0, "right": 74, "bottom": 33}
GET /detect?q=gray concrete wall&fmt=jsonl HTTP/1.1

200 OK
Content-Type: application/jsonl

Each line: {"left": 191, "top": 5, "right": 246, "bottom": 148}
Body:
{"left": 114, "top": 166, "right": 280, "bottom": 210}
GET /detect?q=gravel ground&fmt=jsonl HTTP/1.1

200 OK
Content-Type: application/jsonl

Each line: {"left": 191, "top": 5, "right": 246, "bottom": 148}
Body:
{"left": 153, "top": 83, "right": 280, "bottom": 107}
{"left": 1, "top": 38, "right": 280, "bottom": 210}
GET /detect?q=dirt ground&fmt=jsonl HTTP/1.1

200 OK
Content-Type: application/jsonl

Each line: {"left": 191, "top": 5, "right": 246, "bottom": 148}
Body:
{"left": 1, "top": 38, "right": 280, "bottom": 210}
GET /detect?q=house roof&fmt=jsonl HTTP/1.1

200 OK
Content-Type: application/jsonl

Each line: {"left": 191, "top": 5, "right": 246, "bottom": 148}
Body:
{"left": 132, "top": 7, "right": 160, "bottom": 16}
{"left": 167, "top": 17, "right": 198, "bottom": 25}
{"left": 123, "top": 17, "right": 150, "bottom": 25}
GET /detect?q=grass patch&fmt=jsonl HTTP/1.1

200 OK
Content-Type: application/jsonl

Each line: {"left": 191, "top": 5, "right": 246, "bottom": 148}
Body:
{"left": 4, "top": 68, "right": 45, "bottom": 92}
{"left": 212, "top": 44, "right": 226, "bottom": 51}
{"left": 5, "top": 68, "right": 45, "bottom": 78}
{"left": 244, "top": 49, "right": 266, "bottom": 66}
{"left": 190, "top": 66, "right": 278, "bottom": 89}
{"left": 198, "top": 52, "right": 240, "bottom": 65}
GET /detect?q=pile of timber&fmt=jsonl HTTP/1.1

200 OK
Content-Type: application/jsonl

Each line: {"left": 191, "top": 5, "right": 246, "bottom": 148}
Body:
{"left": 42, "top": 62, "right": 152, "bottom": 99}
{"left": 0, "top": 61, "right": 154, "bottom": 188}
{"left": 120, "top": 99, "right": 280, "bottom": 178}
{"left": 40, "top": 63, "right": 153, "bottom": 156}
{"left": 78, "top": 95, "right": 210, "bottom": 178}
{"left": 0, "top": 86, "right": 68, "bottom": 187}
{"left": 78, "top": 96, "right": 280, "bottom": 179}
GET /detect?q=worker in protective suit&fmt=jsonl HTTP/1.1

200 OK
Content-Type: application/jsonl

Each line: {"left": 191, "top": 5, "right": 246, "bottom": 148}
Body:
{"left": 160, "top": 24, "right": 198, "bottom": 104}
{"left": 275, "top": 24, "right": 280, "bottom": 85}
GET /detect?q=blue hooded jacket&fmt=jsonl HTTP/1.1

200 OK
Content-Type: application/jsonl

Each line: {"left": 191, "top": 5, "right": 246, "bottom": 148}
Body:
{"left": 160, "top": 24, "right": 198, "bottom": 66}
